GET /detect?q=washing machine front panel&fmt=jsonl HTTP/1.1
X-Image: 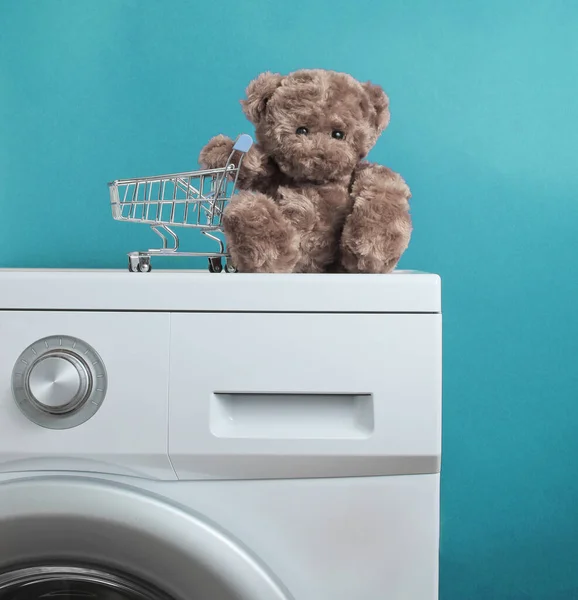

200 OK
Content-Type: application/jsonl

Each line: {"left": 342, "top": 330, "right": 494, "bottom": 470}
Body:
{"left": 0, "top": 312, "right": 174, "bottom": 479}
{"left": 0, "top": 270, "right": 441, "bottom": 600}
{"left": 169, "top": 312, "right": 442, "bottom": 480}
{"left": 0, "top": 472, "right": 438, "bottom": 600}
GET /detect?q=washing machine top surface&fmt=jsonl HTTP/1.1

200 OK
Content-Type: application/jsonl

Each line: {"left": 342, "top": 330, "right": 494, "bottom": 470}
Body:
{"left": 0, "top": 269, "right": 440, "bottom": 313}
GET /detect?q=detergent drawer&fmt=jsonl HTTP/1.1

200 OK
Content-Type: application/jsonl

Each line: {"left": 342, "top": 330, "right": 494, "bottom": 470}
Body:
{"left": 168, "top": 312, "right": 441, "bottom": 480}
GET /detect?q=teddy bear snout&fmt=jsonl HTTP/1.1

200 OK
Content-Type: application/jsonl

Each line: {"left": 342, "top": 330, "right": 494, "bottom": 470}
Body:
{"left": 314, "top": 148, "right": 328, "bottom": 162}
{"left": 311, "top": 138, "right": 334, "bottom": 161}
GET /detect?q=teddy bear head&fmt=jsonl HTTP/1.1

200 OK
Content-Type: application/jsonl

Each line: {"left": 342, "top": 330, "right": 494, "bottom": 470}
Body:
{"left": 241, "top": 69, "right": 390, "bottom": 183}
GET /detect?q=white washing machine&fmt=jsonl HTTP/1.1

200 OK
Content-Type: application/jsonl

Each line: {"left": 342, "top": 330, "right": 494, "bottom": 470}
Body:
{"left": 0, "top": 269, "right": 442, "bottom": 600}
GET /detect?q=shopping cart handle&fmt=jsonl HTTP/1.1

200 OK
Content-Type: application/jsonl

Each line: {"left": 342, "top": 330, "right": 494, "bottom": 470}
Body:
{"left": 233, "top": 134, "right": 253, "bottom": 154}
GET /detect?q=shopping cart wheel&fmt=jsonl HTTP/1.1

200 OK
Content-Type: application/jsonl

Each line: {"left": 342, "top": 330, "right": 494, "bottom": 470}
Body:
{"left": 131, "top": 255, "right": 151, "bottom": 273}
{"left": 224, "top": 261, "right": 237, "bottom": 273}
{"left": 208, "top": 257, "right": 222, "bottom": 273}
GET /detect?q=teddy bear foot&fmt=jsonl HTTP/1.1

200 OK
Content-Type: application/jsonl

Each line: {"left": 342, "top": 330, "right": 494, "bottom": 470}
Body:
{"left": 340, "top": 218, "right": 410, "bottom": 274}
{"left": 340, "top": 251, "right": 401, "bottom": 274}
{"left": 223, "top": 192, "right": 300, "bottom": 273}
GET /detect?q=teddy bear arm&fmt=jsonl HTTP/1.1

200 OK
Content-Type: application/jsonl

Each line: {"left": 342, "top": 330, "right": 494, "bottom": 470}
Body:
{"left": 199, "top": 137, "right": 274, "bottom": 192}
{"left": 340, "top": 163, "right": 412, "bottom": 274}
{"left": 351, "top": 162, "right": 410, "bottom": 201}
{"left": 198, "top": 135, "right": 235, "bottom": 170}
{"left": 234, "top": 144, "right": 277, "bottom": 191}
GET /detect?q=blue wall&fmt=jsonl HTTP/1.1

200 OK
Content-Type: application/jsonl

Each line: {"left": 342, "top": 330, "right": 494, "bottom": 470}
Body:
{"left": 2, "top": 0, "right": 578, "bottom": 597}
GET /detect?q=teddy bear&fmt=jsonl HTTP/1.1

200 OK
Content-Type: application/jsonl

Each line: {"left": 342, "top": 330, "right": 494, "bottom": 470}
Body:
{"left": 199, "top": 69, "right": 412, "bottom": 274}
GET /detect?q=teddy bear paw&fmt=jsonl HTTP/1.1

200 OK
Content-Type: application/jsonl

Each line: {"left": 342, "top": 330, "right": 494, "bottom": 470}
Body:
{"left": 340, "top": 206, "right": 411, "bottom": 274}
{"left": 198, "top": 135, "right": 235, "bottom": 170}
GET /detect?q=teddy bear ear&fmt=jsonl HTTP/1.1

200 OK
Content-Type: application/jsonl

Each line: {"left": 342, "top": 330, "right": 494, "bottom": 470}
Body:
{"left": 363, "top": 81, "right": 391, "bottom": 134}
{"left": 241, "top": 72, "right": 284, "bottom": 124}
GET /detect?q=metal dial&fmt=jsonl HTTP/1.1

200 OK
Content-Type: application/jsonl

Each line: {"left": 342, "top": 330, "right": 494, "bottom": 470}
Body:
{"left": 28, "top": 355, "right": 87, "bottom": 412}
{"left": 11, "top": 335, "right": 107, "bottom": 429}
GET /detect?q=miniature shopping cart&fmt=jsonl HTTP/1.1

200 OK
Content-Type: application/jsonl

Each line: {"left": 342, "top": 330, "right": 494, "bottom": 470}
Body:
{"left": 108, "top": 134, "right": 253, "bottom": 273}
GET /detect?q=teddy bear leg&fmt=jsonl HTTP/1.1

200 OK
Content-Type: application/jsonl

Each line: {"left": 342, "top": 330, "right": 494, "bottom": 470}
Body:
{"left": 222, "top": 192, "right": 301, "bottom": 273}
{"left": 340, "top": 199, "right": 412, "bottom": 274}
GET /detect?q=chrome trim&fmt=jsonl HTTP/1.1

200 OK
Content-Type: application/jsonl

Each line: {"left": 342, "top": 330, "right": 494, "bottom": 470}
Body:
{"left": 0, "top": 565, "right": 172, "bottom": 599}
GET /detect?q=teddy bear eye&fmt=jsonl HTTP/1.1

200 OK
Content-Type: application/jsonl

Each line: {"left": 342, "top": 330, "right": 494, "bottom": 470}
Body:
{"left": 296, "top": 127, "right": 309, "bottom": 135}
{"left": 331, "top": 130, "right": 346, "bottom": 140}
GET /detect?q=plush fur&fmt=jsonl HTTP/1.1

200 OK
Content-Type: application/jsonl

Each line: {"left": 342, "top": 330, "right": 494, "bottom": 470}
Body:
{"left": 199, "top": 69, "right": 412, "bottom": 273}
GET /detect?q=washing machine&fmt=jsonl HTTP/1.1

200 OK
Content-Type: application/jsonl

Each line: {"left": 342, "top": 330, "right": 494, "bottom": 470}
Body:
{"left": 0, "top": 269, "right": 442, "bottom": 600}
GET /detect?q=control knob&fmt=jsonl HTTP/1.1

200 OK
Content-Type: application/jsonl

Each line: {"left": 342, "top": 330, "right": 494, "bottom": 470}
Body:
{"left": 11, "top": 335, "right": 107, "bottom": 429}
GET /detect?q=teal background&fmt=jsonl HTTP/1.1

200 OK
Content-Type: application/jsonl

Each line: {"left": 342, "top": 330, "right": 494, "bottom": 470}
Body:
{"left": 1, "top": 0, "right": 578, "bottom": 597}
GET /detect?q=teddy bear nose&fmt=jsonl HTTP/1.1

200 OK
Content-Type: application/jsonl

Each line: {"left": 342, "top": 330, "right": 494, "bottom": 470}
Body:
{"left": 314, "top": 146, "right": 328, "bottom": 160}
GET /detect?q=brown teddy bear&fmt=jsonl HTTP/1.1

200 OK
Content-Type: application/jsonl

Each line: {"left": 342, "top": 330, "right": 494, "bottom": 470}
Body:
{"left": 199, "top": 69, "right": 412, "bottom": 273}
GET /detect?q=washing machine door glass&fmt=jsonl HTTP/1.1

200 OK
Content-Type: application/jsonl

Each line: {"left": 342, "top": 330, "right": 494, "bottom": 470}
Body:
{"left": 0, "top": 567, "right": 172, "bottom": 600}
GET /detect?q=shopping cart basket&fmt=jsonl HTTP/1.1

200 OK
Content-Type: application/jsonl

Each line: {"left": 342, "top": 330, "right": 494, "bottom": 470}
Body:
{"left": 108, "top": 134, "right": 253, "bottom": 273}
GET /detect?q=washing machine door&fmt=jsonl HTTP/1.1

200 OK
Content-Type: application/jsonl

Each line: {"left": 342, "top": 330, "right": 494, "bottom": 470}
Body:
{"left": 0, "top": 477, "right": 291, "bottom": 600}
{"left": 0, "top": 565, "right": 172, "bottom": 599}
